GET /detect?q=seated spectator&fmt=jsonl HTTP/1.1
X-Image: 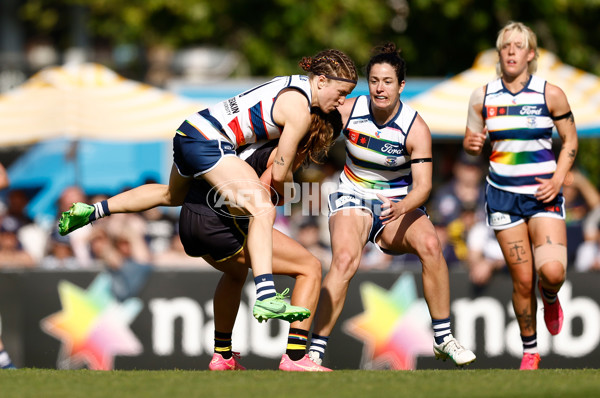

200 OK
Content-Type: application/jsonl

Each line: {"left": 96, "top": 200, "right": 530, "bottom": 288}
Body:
{"left": 0, "top": 215, "right": 35, "bottom": 268}
{"left": 466, "top": 220, "right": 506, "bottom": 289}
{"left": 575, "top": 206, "right": 600, "bottom": 272}
{"left": 152, "top": 231, "right": 211, "bottom": 269}
{"left": 563, "top": 169, "right": 600, "bottom": 266}
{"left": 141, "top": 207, "right": 177, "bottom": 255}
{"left": 56, "top": 186, "right": 94, "bottom": 268}
{"left": 39, "top": 230, "right": 80, "bottom": 270}
{"left": 430, "top": 152, "right": 485, "bottom": 226}
{"left": 296, "top": 218, "right": 332, "bottom": 269}
{"left": 88, "top": 215, "right": 153, "bottom": 301}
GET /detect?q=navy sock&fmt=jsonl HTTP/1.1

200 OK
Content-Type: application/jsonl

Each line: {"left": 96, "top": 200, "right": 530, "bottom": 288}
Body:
{"left": 308, "top": 334, "right": 330, "bottom": 359}
{"left": 89, "top": 200, "right": 111, "bottom": 222}
{"left": 522, "top": 333, "right": 538, "bottom": 354}
{"left": 432, "top": 317, "right": 452, "bottom": 345}
{"left": 254, "top": 274, "right": 276, "bottom": 300}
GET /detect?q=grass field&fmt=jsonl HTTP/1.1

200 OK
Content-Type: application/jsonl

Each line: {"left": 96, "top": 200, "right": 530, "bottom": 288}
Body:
{"left": 1, "top": 369, "right": 599, "bottom": 398}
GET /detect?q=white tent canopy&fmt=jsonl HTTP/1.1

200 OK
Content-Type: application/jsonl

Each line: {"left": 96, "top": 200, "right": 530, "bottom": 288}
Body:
{"left": 406, "top": 49, "right": 600, "bottom": 139}
{"left": 0, "top": 63, "right": 203, "bottom": 147}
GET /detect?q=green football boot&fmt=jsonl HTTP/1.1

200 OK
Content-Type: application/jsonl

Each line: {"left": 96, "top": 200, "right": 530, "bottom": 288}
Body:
{"left": 253, "top": 288, "right": 311, "bottom": 323}
{"left": 58, "top": 202, "right": 95, "bottom": 236}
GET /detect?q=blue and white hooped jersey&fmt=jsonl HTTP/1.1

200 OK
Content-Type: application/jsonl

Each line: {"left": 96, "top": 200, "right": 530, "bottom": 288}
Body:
{"left": 176, "top": 75, "right": 312, "bottom": 148}
{"left": 483, "top": 75, "right": 556, "bottom": 195}
{"left": 339, "top": 95, "right": 416, "bottom": 200}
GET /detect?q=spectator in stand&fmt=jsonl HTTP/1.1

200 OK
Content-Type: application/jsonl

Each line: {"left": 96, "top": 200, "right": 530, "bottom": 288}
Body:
{"left": 0, "top": 215, "right": 35, "bottom": 268}
{"left": 39, "top": 229, "right": 79, "bottom": 270}
{"left": 152, "top": 230, "right": 211, "bottom": 269}
{"left": 430, "top": 152, "right": 485, "bottom": 227}
{"left": 562, "top": 169, "right": 600, "bottom": 266}
{"left": 573, "top": 171, "right": 600, "bottom": 271}
{"left": 88, "top": 217, "right": 153, "bottom": 301}
{"left": 466, "top": 219, "right": 506, "bottom": 289}
{"left": 56, "top": 186, "right": 94, "bottom": 268}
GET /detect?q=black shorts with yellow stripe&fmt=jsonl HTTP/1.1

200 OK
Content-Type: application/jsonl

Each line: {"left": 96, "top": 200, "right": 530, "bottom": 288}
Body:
{"left": 178, "top": 139, "right": 276, "bottom": 262}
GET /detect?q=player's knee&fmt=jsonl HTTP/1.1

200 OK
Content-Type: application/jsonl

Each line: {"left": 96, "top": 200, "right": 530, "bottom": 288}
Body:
{"left": 512, "top": 277, "right": 534, "bottom": 297}
{"left": 247, "top": 203, "right": 276, "bottom": 224}
{"left": 534, "top": 244, "right": 567, "bottom": 285}
{"left": 331, "top": 249, "right": 360, "bottom": 279}
{"left": 539, "top": 262, "right": 566, "bottom": 288}
{"left": 414, "top": 232, "right": 442, "bottom": 260}
{"left": 303, "top": 254, "right": 323, "bottom": 282}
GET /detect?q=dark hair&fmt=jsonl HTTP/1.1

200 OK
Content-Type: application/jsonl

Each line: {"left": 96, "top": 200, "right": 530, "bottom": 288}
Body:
{"left": 298, "top": 49, "right": 358, "bottom": 83}
{"left": 297, "top": 107, "right": 343, "bottom": 165}
{"left": 366, "top": 42, "right": 406, "bottom": 82}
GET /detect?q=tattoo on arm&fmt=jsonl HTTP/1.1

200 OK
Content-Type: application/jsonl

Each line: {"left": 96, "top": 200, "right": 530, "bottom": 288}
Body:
{"left": 546, "top": 236, "right": 552, "bottom": 244}
{"left": 274, "top": 157, "right": 285, "bottom": 166}
{"left": 567, "top": 113, "right": 575, "bottom": 124}
{"left": 568, "top": 149, "right": 576, "bottom": 160}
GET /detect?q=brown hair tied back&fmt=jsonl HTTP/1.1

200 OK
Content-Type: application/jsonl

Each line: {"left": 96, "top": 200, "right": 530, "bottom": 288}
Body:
{"left": 366, "top": 42, "right": 406, "bottom": 82}
{"left": 298, "top": 49, "right": 357, "bottom": 83}
{"left": 299, "top": 57, "right": 313, "bottom": 72}
{"left": 297, "top": 107, "right": 343, "bottom": 165}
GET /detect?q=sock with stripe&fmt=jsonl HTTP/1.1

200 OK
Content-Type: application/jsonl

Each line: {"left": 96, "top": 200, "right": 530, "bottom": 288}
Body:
{"left": 286, "top": 328, "right": 309, "bottom": 361}
{"left": 522, "top": 333, "right": 538, "bottom": 354}
{"left": 254, "top": 274, "right": 276, "bottom": 301}
{"left": 540, "top": 286, "right": 558, "bottom": 304}
{"left": 432, "top": 317, "right": 452, "bottom": 345}
{"left": 308, "top": 333, "right": 330, "bottom": 360}
{"left": 214, "top": 331, "right": 233, "bottom": 359}
{"left": 89, "top": 200, "right": 111, "bottom": 222}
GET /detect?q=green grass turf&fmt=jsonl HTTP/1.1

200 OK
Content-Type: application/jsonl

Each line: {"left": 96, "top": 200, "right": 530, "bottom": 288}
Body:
{"left": 1, "top": 369, "right": 599, "bottom": 398}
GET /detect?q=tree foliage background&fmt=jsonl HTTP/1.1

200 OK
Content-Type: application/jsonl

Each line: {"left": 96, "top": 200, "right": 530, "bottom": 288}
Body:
{"left": 15, "top": 0, "right": 600, "bottom": 181}
{"left": 19, "top": 0, "right": 600, "bottom": 77}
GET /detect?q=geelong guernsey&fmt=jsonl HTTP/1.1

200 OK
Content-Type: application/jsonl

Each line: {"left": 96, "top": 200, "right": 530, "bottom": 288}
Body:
{"left": 340, "top": 95, "right": 417, "bottom": 199}
{"left": 483, "top": 75, "right": 556, "bottom": 195}
{"left": 178, "top": 75, "right": 312, "bottom": 149}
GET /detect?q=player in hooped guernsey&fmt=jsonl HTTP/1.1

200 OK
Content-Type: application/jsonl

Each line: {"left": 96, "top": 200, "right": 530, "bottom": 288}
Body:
{"left": 341, "top": 95, "right": 417, "bottom": 199}
{"left": 464, "top": 22, "right": 578, "bottom": 370}
{"left": 308, "top": 43, "right": 476, "bottom": 369}
{"left": 179, "top": 75, "right": 312, "bottom": 148}
{"left": 483, "top": 75, "right": 557, "bottom": 194}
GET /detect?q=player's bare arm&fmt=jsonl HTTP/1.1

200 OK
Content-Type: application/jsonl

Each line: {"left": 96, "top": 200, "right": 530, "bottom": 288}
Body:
{"left": 535, "top": 83, "right": 578, "bottom": 202}
{"left": 379, "top": 115, "right": 432, "bottom": 223}
{"left": 271, "top": 89, "right": 311, "bottom": 195}
{"left": 463, "top": 86, "right": 486, "bottom": 156}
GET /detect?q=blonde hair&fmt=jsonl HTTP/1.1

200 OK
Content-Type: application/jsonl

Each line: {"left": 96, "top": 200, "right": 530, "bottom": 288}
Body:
{"left": 495, "top": 21, "right": 538, "bottom": 76}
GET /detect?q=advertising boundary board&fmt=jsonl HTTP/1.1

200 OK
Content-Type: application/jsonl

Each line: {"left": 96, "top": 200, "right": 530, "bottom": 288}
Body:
{"left": 0, "top": 269, "right": 598, "bottom": 370}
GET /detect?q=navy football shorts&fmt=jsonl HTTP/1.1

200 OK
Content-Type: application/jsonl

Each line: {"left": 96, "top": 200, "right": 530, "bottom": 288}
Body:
{"left": 485, "top": 183, "right": 565, "bottom": 230}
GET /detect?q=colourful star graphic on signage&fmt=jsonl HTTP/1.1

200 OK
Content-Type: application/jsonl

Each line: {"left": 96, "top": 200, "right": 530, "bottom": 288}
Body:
{"left": 343, "top": 274, "right": 433, "bottom": 370}
{"left": 40, "top": 273, "right": 143, "bottom": 370}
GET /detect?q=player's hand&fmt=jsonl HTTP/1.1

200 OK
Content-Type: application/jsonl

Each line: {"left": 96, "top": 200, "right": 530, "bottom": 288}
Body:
{"left": 534, "top": 177, "right": 561, "bottom": 203}
{"left": 377, "top": 194, "right": 401, "bottom": 225}
{"left": 463, "top": 128, "right": 487, "bottom": 155}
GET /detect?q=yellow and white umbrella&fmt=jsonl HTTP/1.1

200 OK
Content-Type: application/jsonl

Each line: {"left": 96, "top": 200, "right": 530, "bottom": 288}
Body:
{"left": 407, "top": 49, "right": 600, "bottom": 139}
{"left": 0, "top": 63, "right": 203, "bottom": 147}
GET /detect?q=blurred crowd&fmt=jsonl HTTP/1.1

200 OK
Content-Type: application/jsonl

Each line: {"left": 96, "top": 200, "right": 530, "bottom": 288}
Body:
{"left": 2, "top": 153, "right": 600, "bottom": 292}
